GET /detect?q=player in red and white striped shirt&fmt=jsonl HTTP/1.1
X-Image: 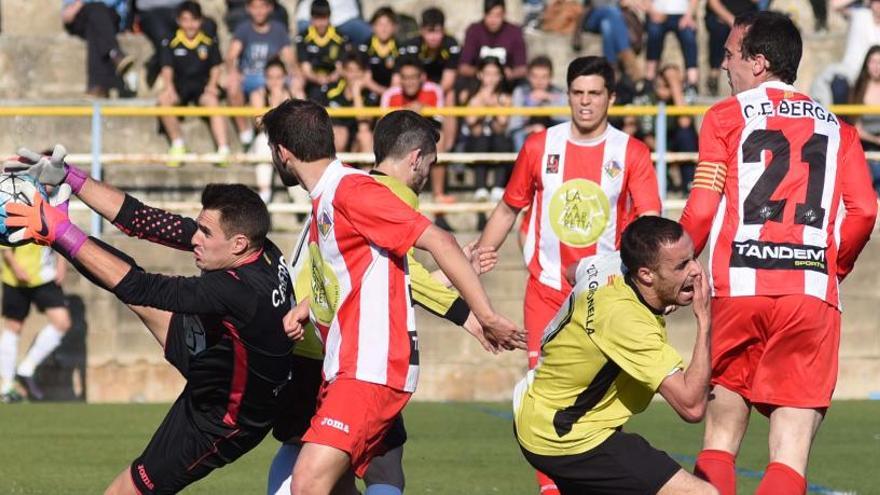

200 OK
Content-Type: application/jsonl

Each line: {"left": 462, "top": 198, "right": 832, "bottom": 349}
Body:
{"left": 477, "top": 56, "right": 661, "bottom": 495}
{"left": 680, "top": 12, "right": 877, "bottom": 495}
{"left": 260, "top": 99, "right": 525, "bottom": 495}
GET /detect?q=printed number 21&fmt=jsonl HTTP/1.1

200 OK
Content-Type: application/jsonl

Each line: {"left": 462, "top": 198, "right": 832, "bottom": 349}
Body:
{"left": 741, "top": 129, "right": 827, "bottom": 228}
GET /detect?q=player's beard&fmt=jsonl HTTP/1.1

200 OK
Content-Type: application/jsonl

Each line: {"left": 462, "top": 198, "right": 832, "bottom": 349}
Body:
{"left": 271, "top": 149, "right": 300, "bottom": 187}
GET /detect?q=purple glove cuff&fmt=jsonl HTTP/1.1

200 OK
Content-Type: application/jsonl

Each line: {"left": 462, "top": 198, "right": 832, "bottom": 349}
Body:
{"left": 64, "top": 165, "right": 88, "bottom": 194}
{"left": 54, "top": 222, "right": 88, "bottom": 258}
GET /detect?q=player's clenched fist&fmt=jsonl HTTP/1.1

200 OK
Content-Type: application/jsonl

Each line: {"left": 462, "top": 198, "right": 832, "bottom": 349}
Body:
{"left": 283, "top": 298, "right": 310, "bottom": 341}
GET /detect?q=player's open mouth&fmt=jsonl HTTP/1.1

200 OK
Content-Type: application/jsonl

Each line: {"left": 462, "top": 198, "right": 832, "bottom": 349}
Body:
{"left": 680, "top": 282, "right": 694, "bottom": 294}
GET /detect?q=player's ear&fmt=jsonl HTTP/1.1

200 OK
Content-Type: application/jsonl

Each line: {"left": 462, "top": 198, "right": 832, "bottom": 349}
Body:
{"left": 407, "top": 148, "right": 421, "bottom": 169}
{"left": 635, "top": 266, "right": 654, "bottom": 285}
{"left": 231, "top": 234, "right": 250, "bottom": 256}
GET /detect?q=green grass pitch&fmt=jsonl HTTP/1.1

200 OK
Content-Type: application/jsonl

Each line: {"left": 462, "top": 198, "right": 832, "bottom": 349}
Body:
{"left": 0, "top": 401, "right": 877, "bottom": 494}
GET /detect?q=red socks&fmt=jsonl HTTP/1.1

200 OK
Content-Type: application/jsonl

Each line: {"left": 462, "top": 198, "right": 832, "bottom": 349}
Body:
{"left": 695, "top": 449, "right": 737, "bottom": 495}
{"left": 756, "top": 462, "right": 806, "bottom": 495}
{"left": 536, "top": 471, "right": 560, "bottom": 495}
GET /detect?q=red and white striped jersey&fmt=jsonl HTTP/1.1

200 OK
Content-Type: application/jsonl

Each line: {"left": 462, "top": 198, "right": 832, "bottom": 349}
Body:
{"left": 503, "top": 122, "right": 661, "bottom": 291}
{"left": 307, "top": 160, "right": 432, "bottom": 392}
{"left": 681, "top": 81, "right": 877, "bottom": 307}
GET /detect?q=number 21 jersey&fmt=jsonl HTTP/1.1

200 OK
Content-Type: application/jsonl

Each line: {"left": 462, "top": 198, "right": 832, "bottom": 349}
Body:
{"left": 682, "top": 81, "right": 877, "bottom": 307}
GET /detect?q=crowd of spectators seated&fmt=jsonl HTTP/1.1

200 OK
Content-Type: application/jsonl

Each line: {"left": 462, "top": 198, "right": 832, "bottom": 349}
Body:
{"left": 60, "top": 0, "right": 880, "bottom": 221}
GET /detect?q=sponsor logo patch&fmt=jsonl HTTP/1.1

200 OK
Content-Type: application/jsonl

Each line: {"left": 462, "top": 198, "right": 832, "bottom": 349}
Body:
{"left": 320, "top": 417, "right": 350, "bottom": 434}
{"left": 730, "top": 239, "right": 827, "bottom": 273}
{"left": 546, "top": 154, "right": 560, "bottom": 174}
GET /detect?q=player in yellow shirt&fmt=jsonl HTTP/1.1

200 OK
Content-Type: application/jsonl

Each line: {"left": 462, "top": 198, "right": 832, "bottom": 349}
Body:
{"left": 515, "top": 216, "right": 717, "bottom": 494}
{"left": 0, "top": 243, "right": 71, "bottom": 402}
{"left": 267, "top": 109, "right": 513, "bottom": 495}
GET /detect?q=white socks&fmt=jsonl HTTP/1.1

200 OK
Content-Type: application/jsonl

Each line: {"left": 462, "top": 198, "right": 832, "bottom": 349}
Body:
{"left": 17, "top": 325, "right": 64, "bottom": 377}
{"left": 0, "top": 330, "right": 19, "bottom": 393}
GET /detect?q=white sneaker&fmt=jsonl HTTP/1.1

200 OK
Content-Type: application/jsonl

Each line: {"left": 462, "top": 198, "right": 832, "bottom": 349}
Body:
{"left": 474, "top": 188, "right": 489, "bottom": 201}
{"left": 490, "top": 187, "right": 505, "bottom": 202}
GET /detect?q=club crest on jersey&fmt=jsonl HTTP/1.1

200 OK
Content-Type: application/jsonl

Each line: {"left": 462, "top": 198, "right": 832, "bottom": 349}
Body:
{"left": 318, "top": 210, "right": 333, "bottom": 238}
{"left": 546, "top": 154, "right": 560, "bottom": 174}
{"left": 604, "top": 160, "right": 623, "bottom": 179}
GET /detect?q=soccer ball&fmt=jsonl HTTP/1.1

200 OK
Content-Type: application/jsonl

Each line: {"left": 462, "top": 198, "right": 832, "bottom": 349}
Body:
{"left": 0, "top": 170, "right": 48, "bottom": 246}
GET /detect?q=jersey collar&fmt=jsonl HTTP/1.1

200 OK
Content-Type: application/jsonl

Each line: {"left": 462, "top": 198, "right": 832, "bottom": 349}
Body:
{"left": 309, "top": 159, "right": 343, "bottom": 199}
{"left": 624, "top": 274, "right": 665, "bottom": 316}
{"left": 757, "top": 80, "right": 796, "bottom": 93}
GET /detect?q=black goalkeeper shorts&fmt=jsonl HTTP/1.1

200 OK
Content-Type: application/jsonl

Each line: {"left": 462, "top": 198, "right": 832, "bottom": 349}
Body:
{"left": 521, "top": 430, "right": 681, "bottom": 495}
{"left": 129, "top": 392, "right": 270, "bottom": 494}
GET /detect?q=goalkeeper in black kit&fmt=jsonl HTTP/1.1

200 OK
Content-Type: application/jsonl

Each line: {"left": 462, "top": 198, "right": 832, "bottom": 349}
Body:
{"left": 2, "top": 146, "right": 297, "bottom": 495}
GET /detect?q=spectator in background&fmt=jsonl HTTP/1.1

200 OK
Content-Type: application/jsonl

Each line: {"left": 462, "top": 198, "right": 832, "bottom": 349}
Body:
{"left": 644, "top": 0, "right": 700, "bottom": 101}
{"left": 322, "top": 50, "right": 379, "bottom": 152}
{"left": 61, "top": 0, "right": 135, "bottom": 97}
{"left": 459, "top": 0, "right": 528, "bottom": 83}
{"left": 158, "top": 1, "right": 227, "bottom": 168}
{"left": 381, "top": 56, "right": 444, "bottom": 112}
{"left": 571, "top": 0, "right": 644, "bottom": 87}
{"left": 400, "top": 8, "right": 461, "bottom": 95}
{"left": 296, "top": 0, "right": 346, "bottom": 102}
{"left": 225, "top": 0, "right": 288, "bottom": 33}
{"left": 136, "top": 0, "right": 218, "bottom": 88}
{"left": 251, "top": 58, "right": 306, "bottom": 204}
{"left": 812, "top": 0, "right": 880, "bottom": 105}
{"left": 509, "top": 55, "right": 567, "bottom": 151}
{"left": 704, "top": 0, "right": 758, "bottom": 96}
{"left": 359, "top": 6, "right": 400, "bottom": 97}
{"left": 295, "top": 0, "right": 371, "bottom": 45}
{"left": 400, "top": 7, "right": 462, "bottom": 223}
{"left": 460, "top": 57, "right": 513, "bottom": 231}
{"left": 382, "top": 56, "right": 452, "bottom": 230}
{"left": 850, "top": 45, "right": 880, "bottom": 198}
{"left": 226, "top": 0, "right": 296, "bottom": 149}
{"left": 0, "top": 244, "right": 71, "bottom": 403}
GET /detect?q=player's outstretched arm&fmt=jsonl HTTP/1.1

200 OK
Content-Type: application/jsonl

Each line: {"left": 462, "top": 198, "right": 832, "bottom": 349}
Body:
{"left": 414, "top": 224, "right": 526, "bottom": 350}
{"left": 7, "top": 145, "right": 127, "bottom": 222}
{"left": 476, "top": 200, "right": 520, "bottom": 251}
{"left": 8, "top": 146, "right": 198, "bottom": 251}
{"left": 658, "top": 263, "right": 712, "bottom": 423}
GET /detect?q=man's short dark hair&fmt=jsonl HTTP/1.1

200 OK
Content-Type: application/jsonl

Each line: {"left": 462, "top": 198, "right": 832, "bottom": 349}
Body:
{"left": 370, "top": 6, "right": 397, "bottom": 25}
{"left": 421, "top": 7, "right": 445, "bottom": 28}
{"left": 620, "top": 216, "right": 685, "bottom": 272}
{"left": 177, "top": 1, "right": 202, "bottom": 18}
{"left": 201, "top": 184, "right": 270, "bottom": 248}
{"left": 265, "top": 56, "right": 286, "bottom": 74}
{"left": 311, "top": 0, "right": 331, "bottom": 18}
{"left": 373, "top": 110, "right": 440, "bottom": 164}
{"left": 734, "top": 11, "right": 801, "bottom": 85}
{"left": 566, "top": 56, "right": 615, "bottom": 92}
{"left": 396, "top": 54, "right": 424, "bottom": 73}
{"left": 341, "top": 49, "right": 368, "bottom": 69}
{"left": 528, "top": 55, "right": 553, "bottom": 73}
{"left": 260, "top": 99, "right": 335, "bottom": 162}
{"left": 484, "top": 0, "right": 505, "bottom": 14}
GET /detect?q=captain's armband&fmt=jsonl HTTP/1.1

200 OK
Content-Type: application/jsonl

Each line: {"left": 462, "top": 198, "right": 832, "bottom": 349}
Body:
{"left": 692, "top": 161, "right": 727, "bottom": 193}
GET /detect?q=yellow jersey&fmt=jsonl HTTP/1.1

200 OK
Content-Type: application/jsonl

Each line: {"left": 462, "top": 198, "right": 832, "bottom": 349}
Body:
{"left": 1, "top": 244, "right": 58, "bottom": 288}
{"left": 515, "top": 264, "right": 683, "bottom": 456}
{"left": 288, "top": 172, "right": 464, "bottom": 360}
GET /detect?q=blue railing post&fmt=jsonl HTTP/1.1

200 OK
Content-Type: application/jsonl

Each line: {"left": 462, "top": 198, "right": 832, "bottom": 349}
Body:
{"left": 90, "top": 102, "right": 103, "bottom": 238}
{"left": 655, "top": 102, "right": 668, "bottom": 211}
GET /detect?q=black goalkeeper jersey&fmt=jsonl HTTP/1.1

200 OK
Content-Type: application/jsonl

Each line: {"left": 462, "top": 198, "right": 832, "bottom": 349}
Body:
{"left": 110, "top": 195, "right": 294, "bottom": 435}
